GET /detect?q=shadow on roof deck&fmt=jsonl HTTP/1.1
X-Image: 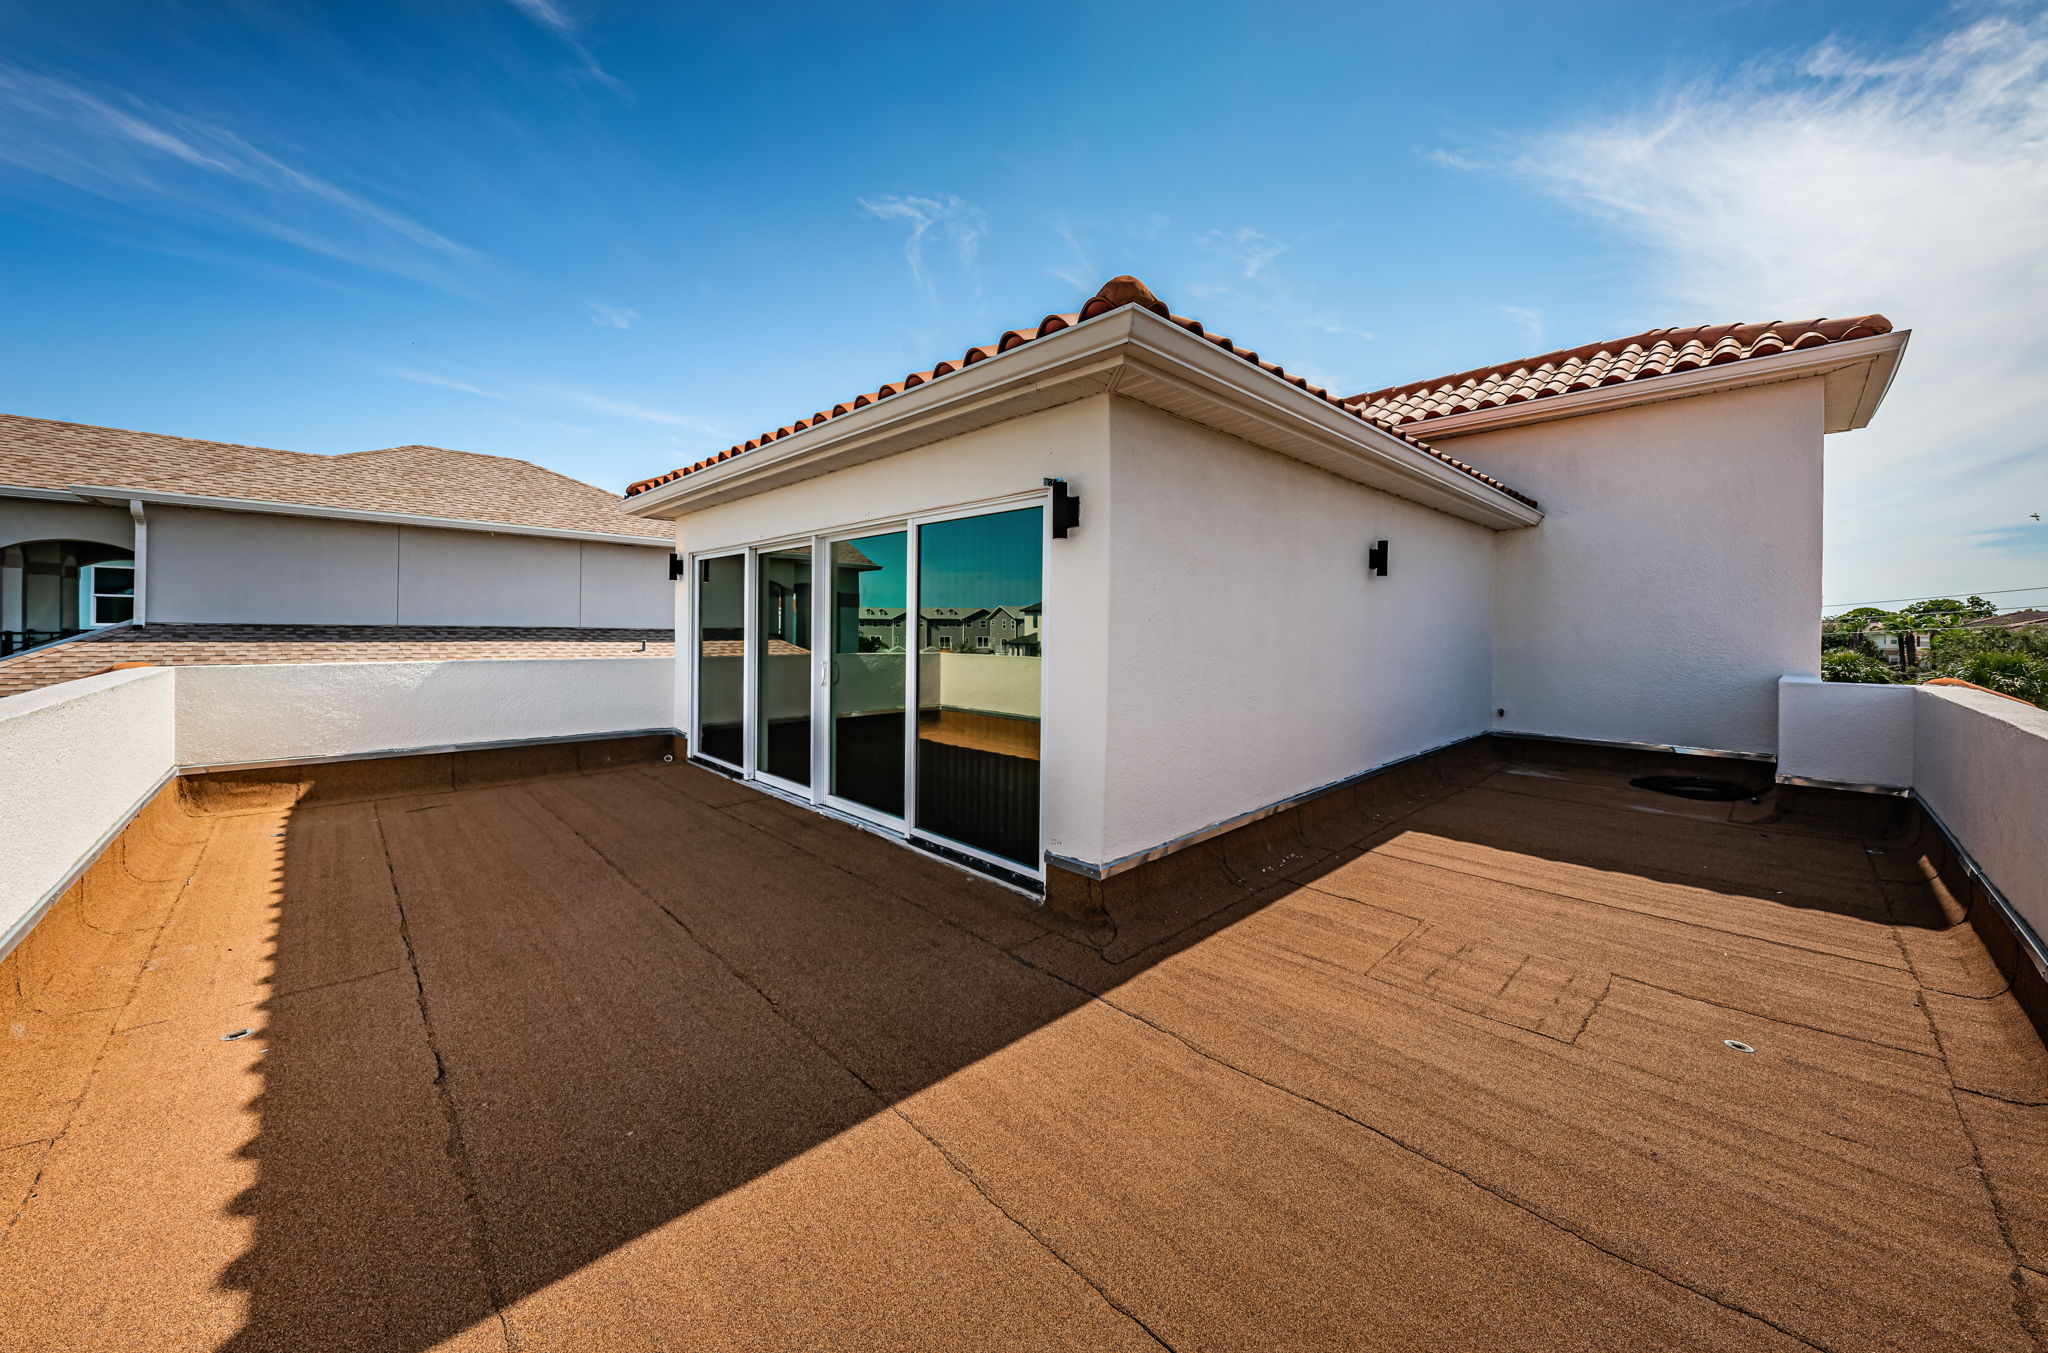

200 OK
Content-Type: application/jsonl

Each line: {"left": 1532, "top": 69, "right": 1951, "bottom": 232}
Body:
{"left": 4, "top": 735, "right": 2046, "bottom": 1352}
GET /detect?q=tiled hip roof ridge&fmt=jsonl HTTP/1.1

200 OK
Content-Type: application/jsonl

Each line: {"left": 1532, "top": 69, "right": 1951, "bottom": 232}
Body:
{"left": 1346, "top": 316, "right": 1895, "bottom": 428}
{"left": 622, "top": 276, "right": 1539, "bottom": 510}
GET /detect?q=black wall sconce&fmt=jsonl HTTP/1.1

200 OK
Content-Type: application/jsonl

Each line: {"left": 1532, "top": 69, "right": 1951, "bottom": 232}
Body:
{"left": 1368, "top": 539, "right": 1389, "bottom": 577}
{"left": 1045, "top": 478, "right": 1081, "bottom": 538}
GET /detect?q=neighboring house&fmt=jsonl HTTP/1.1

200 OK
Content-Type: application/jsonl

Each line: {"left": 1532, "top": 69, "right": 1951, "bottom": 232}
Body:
{"left": 1965, "top": 608, "right": 2048, "bottom": 632}
{"left": 0, "top": 414, "right": 675, "bottom": 690}
{"left": 625, "top": 275, "right": 1907, "bottom": 887}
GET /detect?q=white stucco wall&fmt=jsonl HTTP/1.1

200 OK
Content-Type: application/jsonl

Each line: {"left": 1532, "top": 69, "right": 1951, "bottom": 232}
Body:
{"left": 174, "top": 657, "right": 674, "bottom": 767}
{"left": 1093, "top": 398, "right": 1498, "bottom": 865}
{"left": 1446, "top": 379, "right": 1827, "bottom": 755}
{"left": 668, "top": 397, "right": 1114, "bottom": 862}
{"left": 1775, "top": 676, "right": 1916, "bottom": 789}
{"left": 1915, "top": 686, "right": 2048, "bottom": 939}
{"left": 0, "top": 667, "right": 176, "bottom": 949}
{"left": 143, "top": 505, "right": 669, "bottom": 628}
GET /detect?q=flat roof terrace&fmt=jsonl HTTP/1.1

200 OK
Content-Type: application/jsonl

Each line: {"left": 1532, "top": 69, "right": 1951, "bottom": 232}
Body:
{"left": 3, "top": 739, "right": 2044, "bottom": 1352}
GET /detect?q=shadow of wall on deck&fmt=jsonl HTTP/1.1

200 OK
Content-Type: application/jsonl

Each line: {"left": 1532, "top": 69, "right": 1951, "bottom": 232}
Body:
{"left": 171, "top": 730, "right": 2043, "bottom": 1352}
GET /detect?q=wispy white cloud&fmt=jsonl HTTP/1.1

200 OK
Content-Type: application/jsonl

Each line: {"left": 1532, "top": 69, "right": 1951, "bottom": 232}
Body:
{"left": 376, "top": 365, "right": 510, "bottom": 400}
{"left": 529, "top": 382, "right": 723, "bottom": 435}
{"left": 1046, "top": 222, "right": 1095, "bottom": 294}
{"left": 1493, "top": 304, "right": 1545, "bottom": 342}
{"left": 503, "top": 0, "right": 628, "bottom": 96}
{"left": 0, "top": 63, "right": 475, "bottom": 285}
{"left": 376, "top": 361, "right": 724, "bottom": 440}
{"left": 1513, "top": 13, "right": 2048, "bottom": 602}
{"left": 584, "top": 301, "right": 638, "bottom": 329}
{"left": 858, "top": 193, "right": 987, "bottom": 296}
{"left": 1196, "top": 226, "right": 1288, "bottom": 280}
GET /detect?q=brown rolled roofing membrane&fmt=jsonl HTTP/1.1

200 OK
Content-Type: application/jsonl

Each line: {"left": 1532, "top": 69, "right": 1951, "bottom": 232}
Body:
{"left": 1, "top": 736, "right": 2042, "bottom": 1351}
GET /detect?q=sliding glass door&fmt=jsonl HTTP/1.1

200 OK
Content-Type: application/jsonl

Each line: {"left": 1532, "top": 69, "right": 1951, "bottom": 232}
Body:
{"left": 825, "top": 531, "right": 909, "bottom": 822}
{"left": 754, "top": 542, "right": 813, "bottom": 790}
{"left": 689, "top": 498, "right": 1045, "bottom": 877}
{"left": 694, "top": 553, "right": 746, "bottom": 769}
{"left": 913, "top": 507, "right": 1042, "bottom": 868}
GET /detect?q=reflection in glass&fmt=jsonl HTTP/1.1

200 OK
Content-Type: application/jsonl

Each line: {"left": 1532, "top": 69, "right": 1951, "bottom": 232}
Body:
{"left": 695, "top": 555, "right": 745, "bottom": 766}
{"left": 828, "top": 532, "right": 907, "bottom": 817}
{"left": 916, "top": 507, "right": 1042, "bottom": 866}
{"left": 756, "top": 544, "right": 813, "bottom": 785}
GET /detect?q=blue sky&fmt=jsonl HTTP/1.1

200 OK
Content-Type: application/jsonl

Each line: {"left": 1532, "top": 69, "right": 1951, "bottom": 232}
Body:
{"left": 2, "top": 0, "right": 2043, "bottom": 613}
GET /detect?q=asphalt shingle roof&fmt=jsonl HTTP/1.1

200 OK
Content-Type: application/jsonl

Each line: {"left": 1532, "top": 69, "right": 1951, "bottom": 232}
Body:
{"left": 0, "top": 415, "right": 664, "bottom": 540}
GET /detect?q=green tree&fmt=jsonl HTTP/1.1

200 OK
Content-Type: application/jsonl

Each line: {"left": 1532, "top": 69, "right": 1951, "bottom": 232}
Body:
{"left": 1937, "top": 651, "right": 2048, "bottom": 706}
{"left": 1821, "top": 648, "right": 1896, "bottom": 685}
{"left": 1898, "top": 596, "right": 1997, "bottom": 626}
{"left": 1830, "top": 606, "right": 1899, "bottom": 629}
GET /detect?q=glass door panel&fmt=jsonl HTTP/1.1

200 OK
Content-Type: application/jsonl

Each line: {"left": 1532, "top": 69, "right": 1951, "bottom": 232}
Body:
{"left": 914, "top": 507, "right": 1042, "bottom": 867}
{"left": 755, "top": 543, "right": 813, "bottom": 787}
{"left": 695, "top": 555, "right": 746, "bottom": 767}
{"left": 827, "top": 531, "right": 909, "bottom": 819}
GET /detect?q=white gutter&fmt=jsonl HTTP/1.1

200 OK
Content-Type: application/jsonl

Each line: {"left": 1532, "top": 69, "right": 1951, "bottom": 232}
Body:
{"left": 59, "top": 485, "right": 673, "bottom": 548}
{"left": 128, "top": 499, "right": 147, "bottom": 626}
{"left": 1375, "top": 330, "right": 1911, "bottom": 441}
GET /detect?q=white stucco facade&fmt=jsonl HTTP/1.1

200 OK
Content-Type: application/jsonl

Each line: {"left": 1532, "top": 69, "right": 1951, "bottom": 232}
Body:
{"left": 1094, "top": 398, "right": 1496, "bottom": 865}
{"left": 1443, "top": 379, "right": 1828, "bottom": 756}
{"left": 143, "top": 505, "right": 671, "bottom": 628}
{"left": 658, "top": 393, "right": 1503, "bottom": 872}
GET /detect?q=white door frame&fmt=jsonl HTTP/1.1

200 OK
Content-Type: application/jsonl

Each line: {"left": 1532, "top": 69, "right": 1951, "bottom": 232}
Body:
{"left": 684, "top": 488, "right": 1051, "bottom": 882}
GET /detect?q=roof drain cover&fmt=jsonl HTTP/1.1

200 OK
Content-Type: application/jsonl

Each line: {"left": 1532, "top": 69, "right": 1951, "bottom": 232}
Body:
{"left": 1630, "top": 775, "right": 1759, "bottom": 803}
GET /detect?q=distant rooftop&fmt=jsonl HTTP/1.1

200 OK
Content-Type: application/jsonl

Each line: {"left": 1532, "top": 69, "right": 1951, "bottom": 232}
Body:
{"left": 0, "top": 413, "right": 663, "bottom": 540}
{"left": 0, "top": 623, "right": 672, "bottom": 700}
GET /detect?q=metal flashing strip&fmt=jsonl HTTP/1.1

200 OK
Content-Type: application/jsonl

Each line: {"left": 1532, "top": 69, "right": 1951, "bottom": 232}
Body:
{"left": 1775, "top": 773, "right": 1911, "bottom": 797}
{"left": 0, "top": 766, "right": 177, "bottom": 965}
{"left": 178, "top": 727, "right": 680, "bottom": 777}
{"left": 1914, "top": 793, "right": 2048, "bottom": 985}
{"left": 1048, "top": 732, "right": 1488, "bottom": 882}
{"left": 1492, "top": 728, "right": 1776, "bottom": 762}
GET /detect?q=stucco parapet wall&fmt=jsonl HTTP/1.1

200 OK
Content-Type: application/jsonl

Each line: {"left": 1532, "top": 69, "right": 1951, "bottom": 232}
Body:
{"left": 625, "top": 307, "right": 1542, "bottom": 531}
{"left": 1775, "top": 675, "right": 1917, "bottom": 792}
{"left": 0, "top": 666, "right": 177, "bottom": 956}
{"left": 172, "top": 656, "right": 675, "bottom": 770}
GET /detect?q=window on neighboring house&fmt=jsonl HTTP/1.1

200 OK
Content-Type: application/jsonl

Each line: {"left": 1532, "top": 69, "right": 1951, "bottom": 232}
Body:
{"left": 80, "top": 561, "right": 135, "bottom": 628}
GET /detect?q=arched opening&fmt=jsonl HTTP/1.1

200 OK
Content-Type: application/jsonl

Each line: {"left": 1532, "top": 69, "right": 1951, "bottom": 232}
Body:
{"left": 1, "top": 538, "right": 135, "bottom": 655}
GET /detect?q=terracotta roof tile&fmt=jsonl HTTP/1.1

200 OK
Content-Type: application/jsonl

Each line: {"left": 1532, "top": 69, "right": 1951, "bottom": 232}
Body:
{"left": 1346, "top": 316, "right": 1894, "bottom": 428}
{"left": 624, "top": 276, "right": 1538, "bottom": 510}
{"left": 0, "top": 624, "right": 671, "bottom": 699}
{"left": 0, "top": 416, "right": 663, "bottom": 539}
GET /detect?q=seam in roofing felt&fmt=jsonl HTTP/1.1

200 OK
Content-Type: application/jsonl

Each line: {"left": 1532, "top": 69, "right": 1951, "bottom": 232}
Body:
{"left": 372, "top": 803, "right": 518, "bottom": 1345}
{"left": 1346, "top": 315, "right": 1895, "bottom": 428}
{"left": 1013, "top": 949, "right": 1837, "bottom": 1352}
{"left": 520, "top": 786, "right": 1179, "bottom": 1351}
{"left": 622, "top": 276, "right": 1538, "bottom": 510}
